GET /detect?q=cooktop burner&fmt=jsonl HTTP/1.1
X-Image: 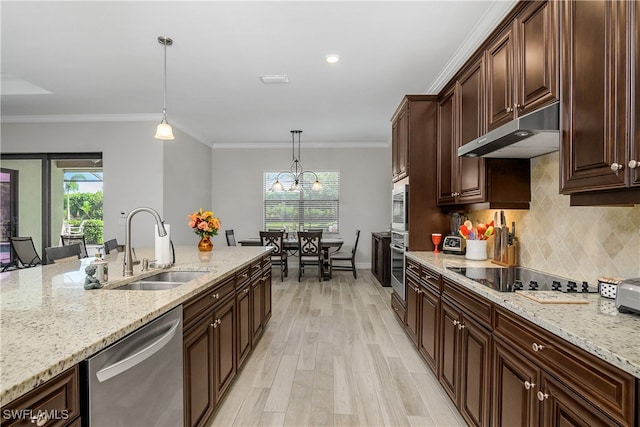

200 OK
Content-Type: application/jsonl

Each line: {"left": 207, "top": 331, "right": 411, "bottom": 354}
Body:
{"left": 446, "top": 266, "right": 598, "bottom": 293}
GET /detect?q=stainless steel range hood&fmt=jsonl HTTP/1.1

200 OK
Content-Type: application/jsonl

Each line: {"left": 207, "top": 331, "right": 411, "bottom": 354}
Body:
{"left": 458, "top": 101, "right": 559, "bottom": 158}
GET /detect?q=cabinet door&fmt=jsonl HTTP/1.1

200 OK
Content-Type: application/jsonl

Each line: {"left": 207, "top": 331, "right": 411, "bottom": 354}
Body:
{"left": 560, "top": 0, "right": 628, "bottom": 193}
{"left": 418, "top": 284, "right": 439, "bottom": 374}
{"left": 459, "top": 314, "right": 492, "bottom": 427}
{"left": 212, "top": 297, "right": 236, "bottom": 404}
{"left": 251, "top": 275, "right": 263, "bottom": 342}
{"left": 184, "top": 318, "right": 215, "bottom": 427}
{"left": 437, "top": 87, "right": 457, "bottom": 205}
{"left": 262, "top": 270, "right": 272, "bottom": 324}
{"left": 404, "top": 274, "right": 420, "bottom": 346}
{"left": 439, "top": 299, "right": 460, "bottom": 405}
{"left": 391, "top": 120, "right": 400, "bottom": 179}
{"left": 539, "top": 373, "right": 619, "bottom": 427}
{"left": 236, "top": 284, "right": 251, "bottom": 369}
{"left": 396, "top": 106, "right": 409, "bottom": 181}
{"left": 458, "top": 58, "right": 486, "bottom": 203}
{"left": 486, "top": 26, "right": 515, "bottom": 131}
{"left": 492, "top": 338, "right": 539, "bottom": 427}
{"left": 516, "top": 0, "right": 558, "bottom": 115}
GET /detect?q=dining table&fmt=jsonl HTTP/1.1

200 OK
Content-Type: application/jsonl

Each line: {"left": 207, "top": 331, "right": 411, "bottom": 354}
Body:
{"left": 238, "top": 237, "right": 344, "bottom": 280}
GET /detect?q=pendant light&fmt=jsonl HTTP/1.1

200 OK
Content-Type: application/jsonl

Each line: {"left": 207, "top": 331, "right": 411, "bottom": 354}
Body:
{"left": 154, "top": 36, "right": 174, "bottom": 140}
{"left": 270, "top": 130, "right": 322, "bottom": 192}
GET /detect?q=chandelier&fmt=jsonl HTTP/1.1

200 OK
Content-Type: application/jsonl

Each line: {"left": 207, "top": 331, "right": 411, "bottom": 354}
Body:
{"left": 270, "top": 130, "right": 322, "bottom": 192}
{"left": 154, "top": 36, "right": 174, "bottom": 140}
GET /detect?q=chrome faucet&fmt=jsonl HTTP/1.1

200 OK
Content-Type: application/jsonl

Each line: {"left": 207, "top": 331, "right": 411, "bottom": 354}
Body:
{"left": 124, "top": 207, "right": 167, "bottom": 277}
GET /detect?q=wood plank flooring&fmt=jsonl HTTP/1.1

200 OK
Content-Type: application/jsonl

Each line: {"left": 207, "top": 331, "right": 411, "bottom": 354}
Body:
{"left": 207, "top": 269, "right": 465, "bottom": 427}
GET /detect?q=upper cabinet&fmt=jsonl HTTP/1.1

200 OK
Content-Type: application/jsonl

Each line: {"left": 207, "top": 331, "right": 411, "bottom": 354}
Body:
{"left": 486, "top": 0, "right": 558, "bottom": 131}
{"left": 437, "top": 56, "right": 531, "bottom": 210}
{"left": 560, "top": 0, "right": 640, "bottom": 205}
{"left": 391, "top": 101, "right": 409, "bottom": 182}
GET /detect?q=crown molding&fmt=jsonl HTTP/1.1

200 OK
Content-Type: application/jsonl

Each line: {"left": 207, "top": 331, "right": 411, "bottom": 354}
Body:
{"left": 424, "top": 0, "right": 518, "bottom": 94}
{"left": 0, "top": 113, "right": 159, "bottom": 123}
{"left": 212, "top": 141, "right": 389, "bottom": 150}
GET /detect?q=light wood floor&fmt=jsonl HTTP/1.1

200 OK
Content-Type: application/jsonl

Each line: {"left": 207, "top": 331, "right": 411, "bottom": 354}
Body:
{"left": 207, "top": 268, "right": 466, "bottom": 427}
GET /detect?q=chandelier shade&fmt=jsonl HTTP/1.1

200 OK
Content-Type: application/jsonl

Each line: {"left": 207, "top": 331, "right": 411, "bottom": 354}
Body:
{"left": 154, "top": 36, "right": 175, "bottom": 140}
{"left": 270, "top": 130, "right": 322, "bottom": 192}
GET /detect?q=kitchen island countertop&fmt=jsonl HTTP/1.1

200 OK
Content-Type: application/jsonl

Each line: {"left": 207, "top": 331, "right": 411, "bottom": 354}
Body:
{"left": 406, "top": 251, "right": 640, "bottom": 379}
{"left": 0, "top": 245, "right": 272, "bottom": 406}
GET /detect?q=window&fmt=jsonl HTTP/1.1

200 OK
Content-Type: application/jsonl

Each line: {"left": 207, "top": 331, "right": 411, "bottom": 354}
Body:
{"left": 264, "top": 171, "right": 340, "bottom": 233}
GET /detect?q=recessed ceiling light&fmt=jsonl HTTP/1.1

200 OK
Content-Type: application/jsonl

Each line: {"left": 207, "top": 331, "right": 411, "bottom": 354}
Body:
{"left": 259, "top": 75, "right": 289, "bottom": 84}
{"left": 325, "top": 54, "right": 340, "bottom": 64}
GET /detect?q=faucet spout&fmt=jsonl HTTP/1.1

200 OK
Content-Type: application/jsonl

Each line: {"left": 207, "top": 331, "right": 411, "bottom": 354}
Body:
{"left": 124, "top": 207, "right": 167, "bottom": 277}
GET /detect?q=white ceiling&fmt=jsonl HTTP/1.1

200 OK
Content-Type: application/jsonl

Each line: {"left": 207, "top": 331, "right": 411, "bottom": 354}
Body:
{"left": 1, "top": 1, "right": 517, "bottom": 148}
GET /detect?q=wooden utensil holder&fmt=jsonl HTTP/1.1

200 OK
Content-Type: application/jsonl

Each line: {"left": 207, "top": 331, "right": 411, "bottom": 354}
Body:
{"left": 491, "top": 240, "right": 518, "bottom": 267}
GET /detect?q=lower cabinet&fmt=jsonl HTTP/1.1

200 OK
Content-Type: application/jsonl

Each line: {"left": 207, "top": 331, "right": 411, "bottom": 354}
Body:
{"left": 399, "top": 257, "right": 638, "bottom": 427}
{"left": 0, "top": 366, "right": 80, "bottom": 427}
{"left": 371, "top": 232, "right": 391, "bottom": 287}
{"left": 439, "top": 297, "right": 492, "bottom": 427}
{"left": 183, "top": 256, "right": 273, "bottom": 427}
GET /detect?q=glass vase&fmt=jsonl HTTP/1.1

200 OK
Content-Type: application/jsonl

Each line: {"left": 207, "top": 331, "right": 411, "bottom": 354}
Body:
{"left": 198, "top": 236, "right": 213, "bottom": 252}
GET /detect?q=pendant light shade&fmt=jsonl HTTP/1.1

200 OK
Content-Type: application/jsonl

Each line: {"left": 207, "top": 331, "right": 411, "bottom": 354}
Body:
{"left": 154, "top": 36, "right": 174, "bottom": 140}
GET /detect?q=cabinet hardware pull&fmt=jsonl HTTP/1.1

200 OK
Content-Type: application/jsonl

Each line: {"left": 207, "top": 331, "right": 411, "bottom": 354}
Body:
{"left": 524, "top": 381, "right": 536, "bottom": 390}
{"left": 506, "top": 106, "right": 513, "bottom": 113}
{"left": 244, "top": 288, "right": 249, "bottom": 294}
{"left": 515, "top": 103, "right": 521, "bottom": 109}
{"left": 211, "top": 322, "right": 216, "bottom": 328}
{"left": 629, "top": 160, "right": 638, "bottom": 169}
{"left": 31, "top": 412, "right": 50, "bottom": 426}
{"left": 457, "top": 323, "right": 465, "bottom": 330}
{"left": 531, "top": 343, "right": 545, "bottom": 352}
{"left": 610, "top": 162, "right": 623, "bottom": 174}
{"left": 210, "top": 293, "right": 219, "bottom": 299}
{"left": 536, "top": 391, "right": 549, "bottom": 401}
{"left": 453, "top": 320, "right": 459, "bottom": 326}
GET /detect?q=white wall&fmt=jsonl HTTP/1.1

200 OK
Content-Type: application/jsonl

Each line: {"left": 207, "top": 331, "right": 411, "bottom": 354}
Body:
{"left": 1, "top": 121, "right": 211, "bottom": 248}
{"left": 211, "top": 145, "right": 392, "bottom": 267}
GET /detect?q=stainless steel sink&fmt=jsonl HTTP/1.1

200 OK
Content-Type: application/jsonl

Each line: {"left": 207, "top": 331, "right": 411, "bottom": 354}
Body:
{"left": 114, "top": 270, "right": 209, "bottom": 291}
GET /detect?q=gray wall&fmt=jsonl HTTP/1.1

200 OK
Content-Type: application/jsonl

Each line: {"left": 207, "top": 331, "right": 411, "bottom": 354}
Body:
{"left": 1, "top": 121, "right": 211, "bottom": 248}
{"left": 211, "top": 146, "right": 392, "bottom": 267}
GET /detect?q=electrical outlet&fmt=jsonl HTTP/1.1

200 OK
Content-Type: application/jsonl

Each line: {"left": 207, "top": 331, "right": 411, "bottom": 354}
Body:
{"left": 118, "top": 211, "right": 127, "bottom": 225}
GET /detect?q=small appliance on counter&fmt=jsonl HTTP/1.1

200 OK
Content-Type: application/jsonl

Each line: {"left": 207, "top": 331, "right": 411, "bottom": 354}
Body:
{"left": 442, "top": 212, "right": 465, "bottom": 255}
{"left": 615, "top": 278, "right": 640, "bottom": 315}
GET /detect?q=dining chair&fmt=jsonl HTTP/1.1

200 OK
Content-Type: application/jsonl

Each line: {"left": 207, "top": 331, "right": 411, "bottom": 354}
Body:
{"left": 61, "top": 235, "right": 88, "bottom": 258}
{"left": 329, "top": 229, "right": 360, "bottom": 279}
{"left": 225, "top": 230, "right": 236, "bottom": 246}
{"left": 8, "top": 237, "right": 42, "bottom": 268}
{"left": 45, "top": 244, "right": 82, "bottom": 264}
{"left": 103, "top": 238, "right": 124, "bottom": 254}
{"left": 259, "top": 231, "right": 288, "bottom": 281}
{"left": 297, "top": 231, "right": 323, "bottom": 282}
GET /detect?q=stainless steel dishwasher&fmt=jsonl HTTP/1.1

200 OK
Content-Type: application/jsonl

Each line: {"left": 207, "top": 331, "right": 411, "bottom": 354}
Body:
{"left": 84, "top": 306, "right": 183, "bottom": 426}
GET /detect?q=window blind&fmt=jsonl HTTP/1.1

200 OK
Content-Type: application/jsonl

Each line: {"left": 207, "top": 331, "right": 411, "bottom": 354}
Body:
{"left": 263, "top": 171, "right": 340, "bottom": 233}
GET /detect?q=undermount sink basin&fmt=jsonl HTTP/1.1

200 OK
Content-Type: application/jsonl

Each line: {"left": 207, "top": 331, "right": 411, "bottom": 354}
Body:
{"left": 114, "top": 270, "right": 209, "bottom": 291}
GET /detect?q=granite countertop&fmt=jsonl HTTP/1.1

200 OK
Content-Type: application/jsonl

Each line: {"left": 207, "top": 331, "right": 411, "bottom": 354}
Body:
{"left": 406, "top": 251, "right": 640, "bottom": 379}
{"left": 0, "top": 245, "right": 272, "bottom": 406}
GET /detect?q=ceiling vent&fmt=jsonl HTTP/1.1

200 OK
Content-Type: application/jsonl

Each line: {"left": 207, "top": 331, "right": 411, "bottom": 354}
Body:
{"left": 259, "top": 75, "right": 289, "bottom": 84}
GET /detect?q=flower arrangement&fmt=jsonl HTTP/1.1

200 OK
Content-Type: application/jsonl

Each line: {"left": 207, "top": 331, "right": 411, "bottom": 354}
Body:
{"left": 188, "top": 209, "right": 221, "bottom": 238}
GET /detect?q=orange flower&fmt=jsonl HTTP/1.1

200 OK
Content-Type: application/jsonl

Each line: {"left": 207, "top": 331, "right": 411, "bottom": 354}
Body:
{"left": 188, "top": 209, "right": 220, "bottom": 238}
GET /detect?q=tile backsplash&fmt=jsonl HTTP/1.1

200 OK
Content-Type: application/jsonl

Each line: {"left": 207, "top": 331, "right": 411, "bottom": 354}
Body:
{"left": 466, "top": 152, "right": 640, "bottom": 283}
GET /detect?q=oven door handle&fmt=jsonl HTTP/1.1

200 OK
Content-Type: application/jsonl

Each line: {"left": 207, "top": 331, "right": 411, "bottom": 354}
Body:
{"left": 390, "top": 243, "right": 405, "bottom": 252}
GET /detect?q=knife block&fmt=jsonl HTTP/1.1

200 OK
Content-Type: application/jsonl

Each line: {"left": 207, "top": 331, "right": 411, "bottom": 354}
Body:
{"left": 491, "top": 240, "right": 518, "bottom": 267}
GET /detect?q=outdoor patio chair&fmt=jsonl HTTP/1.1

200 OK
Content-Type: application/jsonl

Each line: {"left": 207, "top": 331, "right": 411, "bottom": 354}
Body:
{"left": 8, "top": 237, "right": 42, "bottom": 268}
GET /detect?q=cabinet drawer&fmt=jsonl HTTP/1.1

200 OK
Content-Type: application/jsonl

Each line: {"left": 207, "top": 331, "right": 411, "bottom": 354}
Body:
{"left": 1, "top": 366, "right": 79, "bottom": 427}
{"left": 236, "top": 265, "right": 251, "bottom": 288}
{"left": 494, "top": 307, "right": 636, "bottom": 426}
{"left": 406, "top": 258, "right": 421, "bottom": 281}
{"left": 183, "top": 275, "right": 235, "bottom": 327}
{"left": 420, "top": 266, "right": 441, "bottom": 293}
{"left": 442, "top": 278, "right": 492, "bottom": 329}
{"left": 391, "top": 292, "right": 406, "bottom": 325}
{"left": 250, "top": 260, "right": 262, "bottom": 278}
{"left": 261, "top": 256, "right": 271, "bottom": 272}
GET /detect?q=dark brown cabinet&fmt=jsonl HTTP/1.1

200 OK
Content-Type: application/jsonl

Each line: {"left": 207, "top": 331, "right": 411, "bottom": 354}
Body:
{"left": 391, "top": 102, "right": 409, "bottom": 182}
{"left": 371, "top": 232, "right": 390, "bottom": 287}
{"left": 391, "top": 96, "right": 449, "bottom": 249}
{"left": 486, "top": 0, "right": 558, "bottom": 131}
{"left": 439, "top": 297, "right": 492, "bottom": 427}
{"left": 560, "top": 0, "right": 640, "bottom": 204}
{"left": 437, "top": 63, "right": 531, "bottom": 209}
{"left": 183, "top": 256, "right": 272, "bottom": 427}
{"left": 0, "top": 366, "right": 80, "bottom": 427}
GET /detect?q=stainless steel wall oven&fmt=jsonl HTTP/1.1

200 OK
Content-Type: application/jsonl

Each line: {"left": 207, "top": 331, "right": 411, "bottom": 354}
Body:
{"left": 390, "top": 231, "right": 408, "bottom": 299}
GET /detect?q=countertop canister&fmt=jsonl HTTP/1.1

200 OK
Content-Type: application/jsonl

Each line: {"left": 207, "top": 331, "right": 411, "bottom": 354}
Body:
{"left": 465, "top": 239, "right": 487, "bottom": 260}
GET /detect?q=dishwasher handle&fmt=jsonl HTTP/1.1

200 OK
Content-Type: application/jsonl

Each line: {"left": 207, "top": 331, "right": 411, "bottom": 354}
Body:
{"left": 96, "top": 318, "right": 181, "bottom": 383}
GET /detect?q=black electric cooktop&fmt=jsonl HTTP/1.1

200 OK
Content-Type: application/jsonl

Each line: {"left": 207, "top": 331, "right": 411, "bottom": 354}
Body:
{"left": 446, "top": 266, "right": 598, "bottom": 293}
